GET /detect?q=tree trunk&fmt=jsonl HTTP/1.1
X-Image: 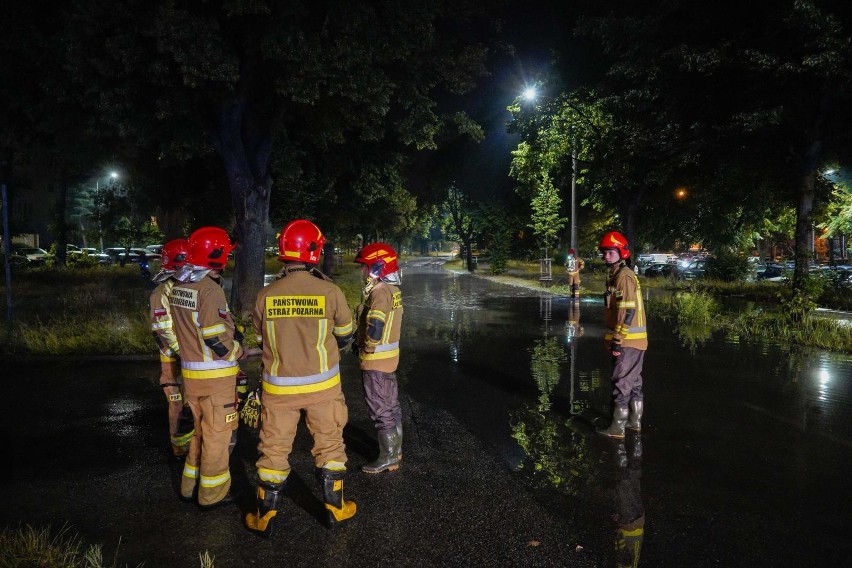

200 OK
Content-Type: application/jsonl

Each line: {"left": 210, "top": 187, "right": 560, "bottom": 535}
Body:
{"left": 792, "top": 132, "right": 823, "bottom": 293}
{"left": 463, "top": 234, "right": 475, "bottom": 272}
{"left": 792, "top": 170, "right": 816, "bottom": 292}
{"left": 215, "top": 101, "right": 274, "bottom": 319}
{"left": 322, "top": 240, "right": 335, "bottom": 276}
{"left": 55, "top": 179, "right": 68, "bottom": 268}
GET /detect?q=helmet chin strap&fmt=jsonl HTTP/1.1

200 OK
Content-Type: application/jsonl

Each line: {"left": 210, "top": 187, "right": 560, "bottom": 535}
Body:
{"left": 363, "top": 277, "right": 377, "bottom": 296}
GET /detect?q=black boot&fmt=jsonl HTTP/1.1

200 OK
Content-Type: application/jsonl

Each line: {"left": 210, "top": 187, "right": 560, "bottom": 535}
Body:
{"left": 244, "top": 481, "right": 284, "bottom": 537}
{"left": 362, "top": 429, "right": 400, "bottom": 474}
{"left": 626, "top": 400, "right": 643, "bottom": 432}
{"left": 597, "top": 406, "right": 628, "bottom": 438}
{"left": 395, "top": 423, "right": 403, "bottom": 463}
{"left": 321, "top": 468, "right": 356, "bottom": 528}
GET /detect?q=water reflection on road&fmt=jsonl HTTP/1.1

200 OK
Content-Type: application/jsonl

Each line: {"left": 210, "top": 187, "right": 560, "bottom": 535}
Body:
{"left": 400, "top": 259, "right": 852, "bottom": 567}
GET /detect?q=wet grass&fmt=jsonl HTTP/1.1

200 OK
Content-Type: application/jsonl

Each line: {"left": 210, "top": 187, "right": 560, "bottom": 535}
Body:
{"left": 0, "top": 260, "right": 365, "bottom": 358}
{"left": 0, "top": 523, "right": 216, "bottom": 567}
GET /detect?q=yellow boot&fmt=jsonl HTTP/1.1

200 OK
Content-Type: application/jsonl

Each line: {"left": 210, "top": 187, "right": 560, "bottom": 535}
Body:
{"left": 321, "top": 467, "right": 356, "bottom": 528}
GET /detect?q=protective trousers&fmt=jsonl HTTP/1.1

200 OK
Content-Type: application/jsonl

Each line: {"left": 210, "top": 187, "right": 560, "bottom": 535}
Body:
{"left": 180, "top": 375, "right": 238, "bottom": 506}
{"left": 159, "top": 361, "right": 190, "bottom": 454}
{"left": 361, "top": 370, "right": 402, "bottom": 432}
{"left": 256, "top": 389, "right": 348, "bottom": 482}
{"left": 611, "top": 347, "right": 645, "bottom": 407}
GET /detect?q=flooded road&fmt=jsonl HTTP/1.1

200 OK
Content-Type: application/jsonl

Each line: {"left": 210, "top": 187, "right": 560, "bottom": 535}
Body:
{"left": 1, "top": 258, "right": 850, "bottom": 567}
{"left": 399, "top": 259, "right": 852, "bottom": 567}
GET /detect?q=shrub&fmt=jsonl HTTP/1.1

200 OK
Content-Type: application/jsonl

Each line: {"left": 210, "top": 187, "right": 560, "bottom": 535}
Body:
{"left": 705, "top": 250, "right": 751, "bottom": 282}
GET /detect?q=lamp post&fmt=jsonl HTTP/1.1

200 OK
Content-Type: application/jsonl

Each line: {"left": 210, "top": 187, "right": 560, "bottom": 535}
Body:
{"left": 571, "top": 146, "right": 578, "bottom": 254}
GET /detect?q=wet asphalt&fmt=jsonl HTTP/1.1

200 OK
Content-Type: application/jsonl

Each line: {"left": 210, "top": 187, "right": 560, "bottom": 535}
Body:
{"left": 2, "top": 258, "right": 851, "bottom": 567}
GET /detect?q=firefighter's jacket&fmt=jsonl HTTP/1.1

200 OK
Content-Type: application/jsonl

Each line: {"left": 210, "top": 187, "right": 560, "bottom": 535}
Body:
{"left": 604, "top": 262, "right": 648, "bottom": 351}
{"left": 252, "top": 269, "right": 354, "bottom": 400}
{"left": 356, "top": 281, "right": 403, "bottom": 373}
{"left": 169, "top": 275, "right": 243, "bottom": 380}
{"left": 150, "top": 279, "right": 179, "bottom": 363}
{"left": 566, "top": 257, "right": 585, "bottom": 274}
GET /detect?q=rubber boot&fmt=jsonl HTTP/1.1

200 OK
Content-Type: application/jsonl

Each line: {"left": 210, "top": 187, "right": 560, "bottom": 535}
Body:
{"left": 597, "top": 406, "right": 628, "bottom": 438}
{"left": 321, "top": 468, "right": 357, "bottom": 528}
{"left": 244, "top": 481, "right": 284, "bottom": 537}
{"left": 626, "top": 399, "right": 643, "bottom": 432}
{"left": 362, "top": 429, "right": 400, "bottom": 474}
{"left": 395, "top": 422, "right": 403, "bottom": 463}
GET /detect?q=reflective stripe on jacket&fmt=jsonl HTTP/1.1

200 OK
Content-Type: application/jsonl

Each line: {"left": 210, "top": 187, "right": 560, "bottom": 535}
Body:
{"left": 169, "top": 275, "right": 242, "bottom": 379}
{"left": 603, "top": 263, "right": 648, "bottom": 350}
{"left": 252, "top": 269, "right": 353, "bottom": 400}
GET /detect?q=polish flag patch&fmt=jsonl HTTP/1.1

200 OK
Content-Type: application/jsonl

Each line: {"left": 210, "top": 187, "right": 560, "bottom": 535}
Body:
{"left": 154, "top": 308, "right": 167, "bottom": 317}
{"left": 218, "top": 309, "right": 228, "bottom": 319}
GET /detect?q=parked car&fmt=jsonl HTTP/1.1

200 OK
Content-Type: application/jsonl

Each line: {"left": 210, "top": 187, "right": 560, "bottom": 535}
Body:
{"left": 643, "top": 262, "right": 676, "bottom": 278}
{"left": 69, "top": 248, "right": 111, "bottom": 265}
{"left": 756, "top": 264, "right": 788, "bottom": 282}
{"left": 637, "top": 253, "right": 675, "bottom": 265}
{"left": 680, "top": 259, "right": 707, "bottom": 280}
{"left": 145, "top": 244, "right": 163, "bottom": 255}
{"left": 105, "top": 247, "right": 160, "bottom": 264}
{"left": 15, "top": 247, "right": 51, "bottom": 265}
{"left": 0, "top": 251, "right": 31, "bottom": 267}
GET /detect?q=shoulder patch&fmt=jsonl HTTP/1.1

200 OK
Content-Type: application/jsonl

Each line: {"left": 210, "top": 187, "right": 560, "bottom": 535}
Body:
{"left": 153, "top": 308, "right": 167, "bottom": 318}
{"left": 218, "top": 308, "right": 228, "bottom": 319}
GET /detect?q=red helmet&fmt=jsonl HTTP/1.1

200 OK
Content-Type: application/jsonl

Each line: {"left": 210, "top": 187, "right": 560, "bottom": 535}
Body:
{"left": 279, "top": 219, "right": 325, "bottom": 264}
{"left": 161, "top": 239, "right": 190, "bottom": 271}
{"left": 355, "top": 242, "right": 399, "bottom": 278}
{"left": 187, "top": 226, "right": 236, "bottom": 269}
{"left": 598, "top": 231, "right": 631, "bottom": 259}
{"left": 567, "top": 248, "right": 576, "bottom": 256}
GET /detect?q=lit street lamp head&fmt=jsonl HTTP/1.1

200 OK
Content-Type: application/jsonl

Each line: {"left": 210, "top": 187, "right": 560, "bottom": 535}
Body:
{"left": 522, "top": 87, "right": 537, "bottom": 101}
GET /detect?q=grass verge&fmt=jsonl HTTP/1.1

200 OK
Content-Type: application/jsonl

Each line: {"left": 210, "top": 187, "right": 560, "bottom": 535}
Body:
{"left": 0, "top": 260, "right": 365, "bottom": 358}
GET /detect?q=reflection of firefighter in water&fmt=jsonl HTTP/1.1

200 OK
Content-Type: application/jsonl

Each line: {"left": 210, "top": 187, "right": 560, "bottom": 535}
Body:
{"left": 565, "top": 249, "right": 585, "bottom": 300}
{"left": 566, "top": 300, "right": 584, "bottom": 342}
{"left": 612, "top": 433, "right": 644, "bottom": 568}
{"left": 565, "top": 301, "right": 591, "bottom": 416}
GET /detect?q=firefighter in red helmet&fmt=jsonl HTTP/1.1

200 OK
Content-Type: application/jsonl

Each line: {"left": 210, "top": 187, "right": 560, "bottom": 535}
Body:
{"left": 354, "top": 242, "right": 404, "bottom": 474}
{"left": 596, "top": 231, "right": 647, "bottom": 438}
{"left": 245, "top": 219, "right": 356, "bottom": 535}
{"left": 149, "top": 239, "right": 194, "bottom": 458}
{"left": 565, "top": 248, "right": 585, "bottom": 301}
{"left": 169, "top": 226, "right": 244, "bottom": 507}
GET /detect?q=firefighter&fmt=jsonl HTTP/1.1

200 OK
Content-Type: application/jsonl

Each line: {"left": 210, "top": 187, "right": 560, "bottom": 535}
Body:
{"left": 245, "top": 219, "right": 356, "bottom": 535}
{"left": 149, "top": 238, "right": 194, "bottom": 458}
{"left": 596, "top": 231, "right": 647, "bottom": 438}
{"left": 565, "top": 248, "right": 584, "bottom": 301}
{"left": 169, "top": 226, "right": 243, "bottom": 507}
{"left": 354, "top": 242, "right": 404, "bottom": 474}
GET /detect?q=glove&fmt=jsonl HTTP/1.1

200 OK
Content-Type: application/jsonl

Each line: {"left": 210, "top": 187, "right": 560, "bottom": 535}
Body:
{"left": 234, "top": 324, "right": 245, "bottom": 343}
{"left": 611, "top": 342, "right": 623, "bottom": 357}
{"left": 239, "top": 387, "right": 262, "bottom": 431}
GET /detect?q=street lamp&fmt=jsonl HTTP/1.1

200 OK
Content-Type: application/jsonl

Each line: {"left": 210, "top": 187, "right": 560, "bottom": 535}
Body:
{"left": 523, "top": 87, "right": 537, "bottom": 101}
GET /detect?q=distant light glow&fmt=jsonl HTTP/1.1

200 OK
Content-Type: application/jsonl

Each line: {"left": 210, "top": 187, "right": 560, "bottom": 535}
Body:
{"left": 676, "top": 187, "right": 687, "bottom": 199}
{"left": 110, "top": 171, "right": 119, "bottom": 179}
{"left": 523, "top": 87, "right": 537, "bottom": 101}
